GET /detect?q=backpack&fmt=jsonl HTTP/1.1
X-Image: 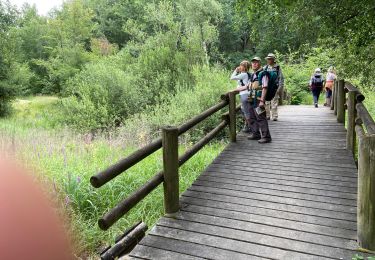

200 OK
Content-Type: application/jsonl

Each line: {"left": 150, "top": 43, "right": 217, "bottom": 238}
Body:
{"left": 258, "top": 67, "right": 279, "bottom": 101}
{"left": 311, "top": 74, "right": 323, "bottom": 88}
{"left": 239, "top": 72, "right": 251, "bottom": 86}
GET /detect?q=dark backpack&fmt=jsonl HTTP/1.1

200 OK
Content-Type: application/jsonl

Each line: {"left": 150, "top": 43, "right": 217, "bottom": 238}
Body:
{"left": 239, "top": 72, "right": 251, "bottom": 86}
{"left": 311, "top": 74, "right": 323, "bottom": 88}
{"left": 258, "top": 67, "right": 280, "bottom": 101}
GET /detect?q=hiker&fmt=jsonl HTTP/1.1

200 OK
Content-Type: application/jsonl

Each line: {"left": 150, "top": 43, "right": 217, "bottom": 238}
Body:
{"left": 324, "top": 66, "right": 336, "bottom": 106}
{"left": 264, "top": 53, "right": 284, "bottom": 121}
{"left": 309, "top": 68, "right": 325, "bottom": 108}
{"left": 247, "top": 57, "right": 272, "bottom": 143}
{"left": 230, "top": 60, "right": 252, "bottom": 133}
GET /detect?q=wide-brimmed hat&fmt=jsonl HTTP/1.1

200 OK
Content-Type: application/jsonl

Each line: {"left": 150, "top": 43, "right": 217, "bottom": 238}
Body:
{"left": 265, "top": 53, "right": 276, "bottom": 60}
{"left": 251, "top": 56, "right": 261, "bottom": 62}
{"left": 315, "top": 68, "right": 321, "bottom": 73}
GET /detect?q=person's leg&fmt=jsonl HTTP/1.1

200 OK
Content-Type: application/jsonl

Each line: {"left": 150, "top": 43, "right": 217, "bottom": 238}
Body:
{"left": 241, "top": 96, "right": 252, "bottom": 133}
{"left": 326, "top": 89, "right": 332, "bottom": 106}
{"left": 257, "top": 109, "right": 272, "bottom": 143}
{"left": 271, "top": 91, "right": 279, "bottom": 120}
{"left": 248, "top": 106, "right": 261, "bottom": 140}
{"left": 312, "top": 90, "right": 318, "bottom": 107}
{"left": 265, "top": 101, "right": 271, "bottom": 120}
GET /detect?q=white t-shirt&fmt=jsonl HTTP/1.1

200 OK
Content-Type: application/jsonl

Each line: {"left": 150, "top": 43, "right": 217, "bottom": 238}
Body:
{"left": 230, "top": 70, "right": 251, "bottom": 95}
{"left": 326, "top": 72, "right": 336, "bottom": 81}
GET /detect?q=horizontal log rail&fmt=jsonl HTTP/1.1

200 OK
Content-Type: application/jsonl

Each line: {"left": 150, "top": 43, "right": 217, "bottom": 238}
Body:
{"left": 334, "top": 79, "right": 375, "bottom": 250}
{"left": 91, "top": 92, "right": 237, "bottom": 231}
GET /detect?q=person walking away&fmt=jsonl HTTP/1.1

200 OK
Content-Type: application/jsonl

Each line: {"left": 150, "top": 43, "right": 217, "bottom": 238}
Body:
{"left": 324, "top": 66, "right": 336, "bottom": 106}
{"left": 264, "top": 53, "right": 284, "bottom": 121}
{"left": 247, "top": 57, "right": 272, "bottom": 143}
{"left": 309, "top": 68, "right": 325, "bottom": 108}
{"left": 230, "top": 60, "right": 252, "bottom": 133}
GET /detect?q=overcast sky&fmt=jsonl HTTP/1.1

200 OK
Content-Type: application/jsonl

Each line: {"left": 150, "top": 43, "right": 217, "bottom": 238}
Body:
{"left": 10, "top": 0, "right": 64, "bottom": 15}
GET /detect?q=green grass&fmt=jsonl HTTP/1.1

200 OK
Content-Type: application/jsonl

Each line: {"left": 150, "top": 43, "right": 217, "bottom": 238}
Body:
{"left": 0, "top": 96, "right": 227, "bottom": 257}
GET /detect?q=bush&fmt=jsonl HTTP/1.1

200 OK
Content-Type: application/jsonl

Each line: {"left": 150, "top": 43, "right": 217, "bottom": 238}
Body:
{"left": 120, "top": 64, "right": 234, "bottom": 143}
{"left": 61, "top": 60, "right": 142, "bottom": 132}
{"left": 0, "top": 81, "right": 16, "bottom": 117}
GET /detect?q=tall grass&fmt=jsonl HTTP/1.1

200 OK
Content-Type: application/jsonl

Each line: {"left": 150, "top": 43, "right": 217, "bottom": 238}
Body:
{"left": 0, "top": 95, "right": 227, "bottom": 257}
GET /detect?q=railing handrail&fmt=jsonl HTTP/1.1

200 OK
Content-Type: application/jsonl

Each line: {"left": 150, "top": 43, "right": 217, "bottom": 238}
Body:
{"left": 333, "top": 78, "right": 375, "bottom": 251}
{"left": 91, "top": 92, "right": 235, "bottom": 230}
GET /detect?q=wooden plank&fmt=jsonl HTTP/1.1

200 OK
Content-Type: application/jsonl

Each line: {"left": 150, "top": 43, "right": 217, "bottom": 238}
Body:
{"left": 173, "top": 211, "right": 357, "bottom": 248}
{"left": 149, "top": 225, "right": 321, "bottom": 259}
{"left": 202, "top": 168, "right": 357, "bottom": 194}
{"left": 180, "top": 196, "right": 356, "bottom": 230}
{"left": 198, "top": 171, "right": 356, "bottom": 200}
{"left": 194, "top": 178, "right": 356, "bottom": 206}
{"left": 187, "top": 185, "right": 356, "bottom": 214}
{"left": 206, "top": 163, "right": 357, "bottom": 184}
{"left": 135, "top": 234, "right": 263, "bottom": 260}
{"left": 202, "top": 167, "right": 357, "bottom": 189}
{"left": 182, "top": 189, "right": 356, "bottom": 221}
{"left": 156, "top": 218, "right": 357, "bottom": 259}
{"left": 128, "top": 244, "right": 203, "bottom": 260}
{"left": 180, "top": 203, "right": 356, "bottom": 239}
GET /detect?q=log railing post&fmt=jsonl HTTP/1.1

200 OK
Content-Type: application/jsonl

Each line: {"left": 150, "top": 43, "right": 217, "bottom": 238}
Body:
{"left": 337, "top": 79, "right": 345, "bottom": 123}
{"left": 358, "top": 133, "right": 375, "bottom": 250}
{"left": 330, "top": 80, "right": 335, "bottom": 110}
{"left": 346, "top": 89, "right": 357, "bottom": 155}
{"left": 162, "top": 126, "right": 179, "bottom": 217}
{"left": 334, "top": 80, "right": 338, "bottom": 115}
{"left": 228, "top": 91, "right": 236, "bottom": 142}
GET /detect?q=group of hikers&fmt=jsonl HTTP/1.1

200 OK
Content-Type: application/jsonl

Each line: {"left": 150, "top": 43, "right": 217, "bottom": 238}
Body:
{"left": 231, "top": 53, "right": 336, "bottom": 144}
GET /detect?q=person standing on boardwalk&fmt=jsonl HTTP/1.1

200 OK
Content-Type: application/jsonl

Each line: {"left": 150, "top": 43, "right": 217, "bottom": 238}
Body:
{"left": 324, "top": 66, "right": 336, "bottom": 106}
{"left": 264, "top": 53, "right": 284, "bottom": 121}
{"left": 247, "top": 57, "right": 272, "bottom": 143}
{"left": 309, "top": 68, "right": 325, "bottom": 108}
{"left": 230, "top": 60, "right": 252, "bottom": 133}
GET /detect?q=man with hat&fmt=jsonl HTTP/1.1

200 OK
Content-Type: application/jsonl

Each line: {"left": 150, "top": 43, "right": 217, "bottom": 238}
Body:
{"left": 264, "top": 53, "right": 284, "bottom": 121}
{"left": 246, "top": 56, "right": 272, "bottom": 143}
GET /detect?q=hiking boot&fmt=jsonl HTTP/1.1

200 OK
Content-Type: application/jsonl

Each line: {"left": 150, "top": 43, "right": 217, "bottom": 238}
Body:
{"left": 314, "top": 103, "right": 318, "bottom": 108}
{"left": 272, "top": 118, "right": 278, "bottom": 121}
{"left": 258, "top": 138, "right": 272, "bottom": 144}
{"left": 248, "top": 134, "right": 261, "bottom": 140}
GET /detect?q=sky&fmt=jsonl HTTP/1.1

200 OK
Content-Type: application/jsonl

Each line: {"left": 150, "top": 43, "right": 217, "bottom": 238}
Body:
{"left": 10, "top": 0, "right": 64, "bottom": 15}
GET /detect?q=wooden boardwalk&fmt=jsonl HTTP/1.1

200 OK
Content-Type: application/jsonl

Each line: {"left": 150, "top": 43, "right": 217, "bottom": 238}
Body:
{"left": 128, "top": 105, "right": 361, "bottom": 259}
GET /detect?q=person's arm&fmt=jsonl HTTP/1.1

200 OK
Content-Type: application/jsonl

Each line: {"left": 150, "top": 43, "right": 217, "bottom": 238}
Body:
{"left": 230, "top": 69, "right": 247, "bottom": 81}
{"left": 259, "top": 75, "right": 269, "bottom": 107}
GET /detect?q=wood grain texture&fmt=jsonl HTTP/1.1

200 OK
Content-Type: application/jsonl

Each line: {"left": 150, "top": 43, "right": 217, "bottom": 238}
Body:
{"left": 129, "top": 105, "right": 364, "bottom": 259}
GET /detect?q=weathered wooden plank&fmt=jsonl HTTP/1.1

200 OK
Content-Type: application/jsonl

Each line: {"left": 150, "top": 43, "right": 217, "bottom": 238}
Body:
{"left": 219, "top": 150, "right": 357, "bottom": 168}
{"left": 173, "top": 211, "right": 357, "bottom": 248}
{"left": 205, "top": 163, "right": 357, "bottom": 184}
{"left": 202, "top": 167, "right": 357, "bottom": 189}
{"left": 187, "top": 185, "right": 356, "bottom": 214}
{"left": 156, "top": 218, "right": 357, "bottom": 259}
{"left": 209, "top": 159, "right": 357, "bottom": 177}
{"left": 128, "top": 244, "right": 203, "bottom": 260}
{"left": 136, "top": 234, "right": 263, "bottom": 260}
{"left": 149, "top": 225, "right": 321, "bottom": 259}
{"left": 198, "top": 171, "right": 356, "bottom": 200}
{"left": 180, "top": 196, "right": 356, "bottom": 230}
{"left": 180, "top": 203, "right": 356, "bottom": 239}
{"left": 194, "top": 178, "right": 356, "bottom": 206}
{"left": 202, "top": 168, "right": 357, "bottom": 194}
{"left": 182, "top": 189, "right": 356, "bottom": 221}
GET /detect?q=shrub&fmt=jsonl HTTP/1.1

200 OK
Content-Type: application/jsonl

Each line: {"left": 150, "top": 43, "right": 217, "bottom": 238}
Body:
{"left": 0, "top": 81, "right": 16, "bottom": 117}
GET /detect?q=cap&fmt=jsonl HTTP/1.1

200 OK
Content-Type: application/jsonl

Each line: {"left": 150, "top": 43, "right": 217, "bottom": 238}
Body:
{"left": 251, "top": 56, "right": 261, "bottom": 62}
{"left": 265, "top": 53, "right": 276, "bottom": 60}
{"left": 315, "top": 68, "right": 321, "bottom": 73}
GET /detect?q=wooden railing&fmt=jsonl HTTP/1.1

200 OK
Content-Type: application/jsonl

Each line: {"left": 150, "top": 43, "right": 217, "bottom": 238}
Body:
{"left": 332, "top": 79, "right": 375, "bottom": 250}
{"left": 90, "top": 92, "right": 239, "bottom": 232}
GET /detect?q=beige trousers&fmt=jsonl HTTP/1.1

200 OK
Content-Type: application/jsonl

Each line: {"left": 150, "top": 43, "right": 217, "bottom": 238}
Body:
{"left": 265, "top": 90, "right": 280, "bottom": 119}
